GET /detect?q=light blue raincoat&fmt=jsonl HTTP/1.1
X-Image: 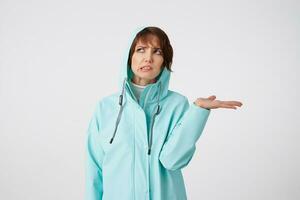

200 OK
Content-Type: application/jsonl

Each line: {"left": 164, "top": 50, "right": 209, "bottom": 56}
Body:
{"left": 85, "top": 26, "right": 211, "bottom": 200}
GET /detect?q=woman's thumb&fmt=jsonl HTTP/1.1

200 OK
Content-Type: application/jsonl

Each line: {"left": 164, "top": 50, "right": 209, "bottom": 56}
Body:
{"left": 208, "top": 95, "right": 216, "bottom": 100}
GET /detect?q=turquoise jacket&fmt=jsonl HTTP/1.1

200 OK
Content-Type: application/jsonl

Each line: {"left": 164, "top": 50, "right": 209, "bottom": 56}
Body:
{"left": 85, "top": 26, "right": 211, "bottom": 200}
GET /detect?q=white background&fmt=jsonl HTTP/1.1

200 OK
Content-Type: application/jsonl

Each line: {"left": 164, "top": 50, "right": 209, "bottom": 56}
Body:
{"left": 0, "top": 0, "right": 299, "bottom": 199}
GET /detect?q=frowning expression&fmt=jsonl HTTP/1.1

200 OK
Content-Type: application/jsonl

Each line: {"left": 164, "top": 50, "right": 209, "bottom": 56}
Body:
{"left": 131, "top": 36, "right": 164, "bottom": 85}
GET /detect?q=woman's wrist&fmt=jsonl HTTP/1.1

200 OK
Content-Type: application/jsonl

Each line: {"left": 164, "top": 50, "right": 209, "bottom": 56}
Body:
{"left": 193, "top": 101, "right": 210, "bottom": 110}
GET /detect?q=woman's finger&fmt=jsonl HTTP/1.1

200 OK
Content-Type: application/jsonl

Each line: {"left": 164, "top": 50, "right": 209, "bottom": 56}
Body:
{"left": 219, "top": 103, "right": 237, "bottom": 109}
{"left": 221, "top": 101, "right": 243, "bottom": 106}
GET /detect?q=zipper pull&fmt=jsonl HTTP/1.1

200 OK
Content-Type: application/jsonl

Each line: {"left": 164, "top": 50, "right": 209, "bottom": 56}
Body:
{"left": 156, "top": 105, "right": 161, "bottom": 115}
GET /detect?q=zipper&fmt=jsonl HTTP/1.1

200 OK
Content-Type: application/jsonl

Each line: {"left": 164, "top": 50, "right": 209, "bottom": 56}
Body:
{"left": 142, "top": 85, "right": 153, "bottom": 154}
{"left": 147, "top": 106, "right": 160, "bottom": 155}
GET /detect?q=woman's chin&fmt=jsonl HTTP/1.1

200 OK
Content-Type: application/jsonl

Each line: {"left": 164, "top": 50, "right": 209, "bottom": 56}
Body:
{"left": 137, "top": 73, "right": 155, "bottom": 80}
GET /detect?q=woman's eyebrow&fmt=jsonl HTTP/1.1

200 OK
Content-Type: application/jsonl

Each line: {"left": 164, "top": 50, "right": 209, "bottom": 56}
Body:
{"left": 136, "top": 45, "right": 161, "bottom": 50}
{"left": 136, "top": 45, "right": 162, "bottom": 51}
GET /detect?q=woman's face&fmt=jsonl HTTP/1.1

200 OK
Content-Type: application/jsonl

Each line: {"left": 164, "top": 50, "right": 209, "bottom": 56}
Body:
{"left": 131, "top": 36, "right": 164, "bottom": 85}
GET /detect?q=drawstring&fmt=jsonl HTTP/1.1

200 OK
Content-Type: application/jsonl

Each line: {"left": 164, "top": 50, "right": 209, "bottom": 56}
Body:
{"left": 148, "top": 81, "right": 162, "bottom": 155}
{"left": 109, "top": 78, "right": 126, "bottom": 144}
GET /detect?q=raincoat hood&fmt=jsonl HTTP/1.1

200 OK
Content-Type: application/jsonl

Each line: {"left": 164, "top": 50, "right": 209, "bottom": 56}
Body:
{"left": 117, "top": 26, "right": 170, "bottom": 104}
{"left": 109, "top": 26, "right": 172, "bottom": 149}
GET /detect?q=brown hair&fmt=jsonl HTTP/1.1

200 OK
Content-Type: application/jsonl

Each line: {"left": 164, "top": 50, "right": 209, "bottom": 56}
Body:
{"left": 127, "top": 26, "right": 173, "bottom": 72}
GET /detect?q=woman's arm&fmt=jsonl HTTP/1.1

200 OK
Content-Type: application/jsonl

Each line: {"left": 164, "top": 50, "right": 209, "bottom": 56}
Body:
{"left": 159, "top": 95, "right": 243, "bottom": 171}
{"left": 159, "top": 97, "right": 210, "bottom": 171}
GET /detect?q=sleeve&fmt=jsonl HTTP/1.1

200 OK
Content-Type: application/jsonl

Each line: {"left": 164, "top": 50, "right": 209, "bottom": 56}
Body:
{"left": 85, "top": 102, "right": 105, "bottom": 200}
{"left": 159, "top": 97, "right": 211, "bottom": 171}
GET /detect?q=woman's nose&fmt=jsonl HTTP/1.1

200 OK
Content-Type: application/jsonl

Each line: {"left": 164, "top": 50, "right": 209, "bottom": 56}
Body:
{"left": 144, "top": 51, "right": 153, "bottom": 63}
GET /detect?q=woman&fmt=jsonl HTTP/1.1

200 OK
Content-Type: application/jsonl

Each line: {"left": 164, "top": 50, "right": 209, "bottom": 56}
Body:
{"left": 85, "top": 26, "right": 243, "bottom": 200}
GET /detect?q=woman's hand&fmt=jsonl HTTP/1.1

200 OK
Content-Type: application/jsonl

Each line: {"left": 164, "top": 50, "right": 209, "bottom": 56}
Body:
{"left": 194, "top": 95, "right": 243, "bottom": 110}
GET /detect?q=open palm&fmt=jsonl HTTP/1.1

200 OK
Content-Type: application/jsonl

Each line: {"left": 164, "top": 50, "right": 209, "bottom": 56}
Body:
{"left": 194, "top": 95, "right": 243, "bottom": 110}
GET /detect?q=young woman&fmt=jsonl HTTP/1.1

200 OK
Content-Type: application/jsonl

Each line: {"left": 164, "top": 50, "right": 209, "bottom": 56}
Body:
{"left": 85, "top": 26, "right": 243, "bottom": 200}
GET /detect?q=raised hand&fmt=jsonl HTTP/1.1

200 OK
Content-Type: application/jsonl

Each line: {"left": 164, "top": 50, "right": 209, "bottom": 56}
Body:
{"left": 194, "top": 95, "right": 243, "bottom": 110}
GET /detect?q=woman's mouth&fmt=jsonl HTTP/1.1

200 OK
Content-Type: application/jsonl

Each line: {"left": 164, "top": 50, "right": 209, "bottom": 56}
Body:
{"left": 140, "top": 66, "right": 152, "bottom": 72}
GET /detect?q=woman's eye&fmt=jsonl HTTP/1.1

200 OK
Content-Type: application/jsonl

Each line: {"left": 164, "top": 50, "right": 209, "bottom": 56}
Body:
{"left": 136, "top": 48, "right": 144, "bottom": 52}
{"left": 136, "top": 48, "right": 162, "bottom": 55}
{"left": 154, "top": 49, "right": 162, "bottom": 55}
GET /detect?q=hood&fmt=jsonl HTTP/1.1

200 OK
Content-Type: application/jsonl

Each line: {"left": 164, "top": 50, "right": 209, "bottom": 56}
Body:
{"left": 117, "top": 25, "right": 171, "bottom": 104}
{"left": 110, "top": 26, "right": 171, "bottom": 154}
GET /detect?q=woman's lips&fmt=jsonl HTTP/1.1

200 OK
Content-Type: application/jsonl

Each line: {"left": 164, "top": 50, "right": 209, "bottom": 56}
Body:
{"left": 140, "top": 66, "right": 152, "bottom": 72}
